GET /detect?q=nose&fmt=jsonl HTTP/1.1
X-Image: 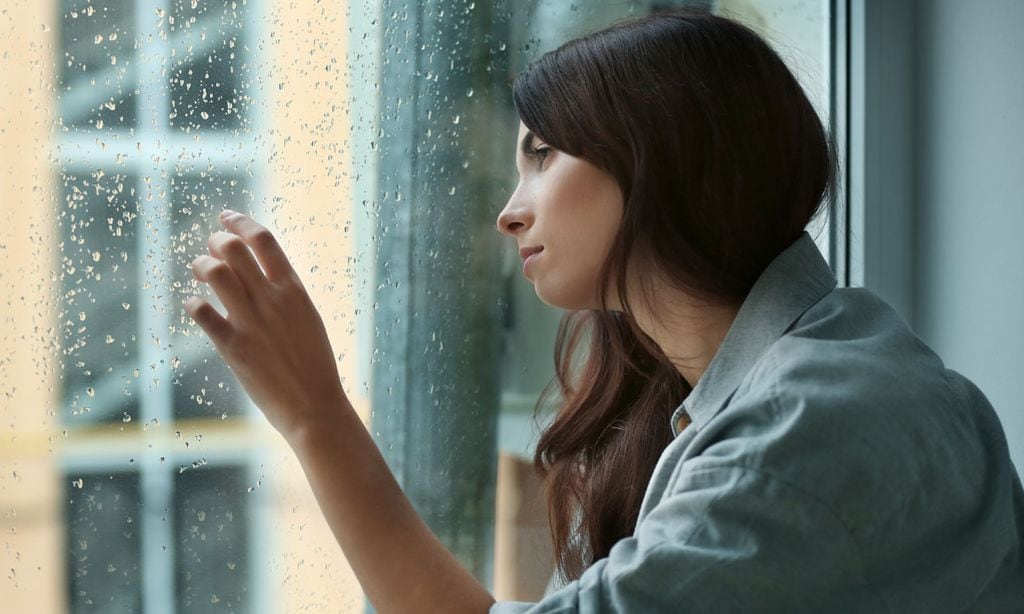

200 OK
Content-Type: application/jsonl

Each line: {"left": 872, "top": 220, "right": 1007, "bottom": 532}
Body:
{"left": 496, "top": 192, "right": 532, "bottom": 237}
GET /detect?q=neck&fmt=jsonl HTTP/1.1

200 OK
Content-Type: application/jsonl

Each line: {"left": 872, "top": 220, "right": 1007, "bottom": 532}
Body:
{"left": 631, "top": 289, "right": 741, "bottom": 389}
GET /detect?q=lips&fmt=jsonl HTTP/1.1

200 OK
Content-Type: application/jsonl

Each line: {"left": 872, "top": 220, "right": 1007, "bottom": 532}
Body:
{"left": 519, "top": 246, "right": 543, "bottom": 262}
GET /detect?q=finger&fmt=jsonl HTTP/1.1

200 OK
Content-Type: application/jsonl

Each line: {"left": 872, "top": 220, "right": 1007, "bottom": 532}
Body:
{"left": 219, "top": 210, "right": 298, "bottom": 285}
{"left": 189, "top": 254, "right": 252, "bottom": 320}
{"left": 183, "top": 295, "right": 235, "bottom": 347}
{"left": 208, "top": 230, "right": 269, "bottom": 298}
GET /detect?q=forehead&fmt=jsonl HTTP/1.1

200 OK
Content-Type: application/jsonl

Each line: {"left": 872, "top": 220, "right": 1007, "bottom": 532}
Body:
{"left": 514, "top": 121, "right": 532, "bottom": 165}
{"left": 517, "top": 121, "right": 529, "bottom": 140}
{"left": 515, "top": 121, "right": 542, "bottom": 151}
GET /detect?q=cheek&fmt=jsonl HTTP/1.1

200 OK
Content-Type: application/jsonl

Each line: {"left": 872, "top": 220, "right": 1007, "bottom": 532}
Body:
{"left": 534, "top": 203, "right": 619, "bottom": 310}
{"left": 530, "top": 158, "right": 623, "bottom": 309}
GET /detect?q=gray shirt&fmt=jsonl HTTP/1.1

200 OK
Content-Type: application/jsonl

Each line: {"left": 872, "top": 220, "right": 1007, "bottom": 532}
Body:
{"left": 490, "top": 230, "right": 1024, "bottom": 613}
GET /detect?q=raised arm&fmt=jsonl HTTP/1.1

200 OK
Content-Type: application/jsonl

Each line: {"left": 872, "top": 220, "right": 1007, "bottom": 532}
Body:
{"left": 185, "top": 209, "right": 494, "bottom": 614}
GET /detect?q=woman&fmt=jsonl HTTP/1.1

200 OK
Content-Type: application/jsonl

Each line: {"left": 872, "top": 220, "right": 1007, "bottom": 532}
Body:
{"left": 184, "top": 8, "right": 1024, "bottom": 613}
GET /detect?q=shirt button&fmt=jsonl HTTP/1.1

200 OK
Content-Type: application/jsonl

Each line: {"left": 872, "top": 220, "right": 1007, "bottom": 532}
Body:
{"left": 674, "top": 412, "right": 691, "bottom": 434}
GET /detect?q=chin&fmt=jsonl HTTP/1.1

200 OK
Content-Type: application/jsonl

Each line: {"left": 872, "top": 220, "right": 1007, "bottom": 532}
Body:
{"left": 534, "top": 282, "right": 597, "bottom": 311}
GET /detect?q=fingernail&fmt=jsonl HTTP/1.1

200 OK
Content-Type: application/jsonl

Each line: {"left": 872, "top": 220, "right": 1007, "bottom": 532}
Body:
{"left": 220, "top": 209, "right": 237, "bottom": 219}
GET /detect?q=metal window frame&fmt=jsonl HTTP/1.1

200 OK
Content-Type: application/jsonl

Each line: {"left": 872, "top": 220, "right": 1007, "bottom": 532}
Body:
{"left": 839, "top": 0, "right": 916, "bottom": 323}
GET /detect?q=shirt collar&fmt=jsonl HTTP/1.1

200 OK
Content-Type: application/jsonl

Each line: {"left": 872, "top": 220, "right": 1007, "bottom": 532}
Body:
{"left": 670, "top": 230, "right": 838, "bottom": 437}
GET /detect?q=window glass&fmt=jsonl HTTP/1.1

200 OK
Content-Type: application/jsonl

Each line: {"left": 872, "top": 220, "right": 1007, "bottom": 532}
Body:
{"left": 174, "top": 466, "right": 250, "bottom": 613}
{"left": 2, "top": 1, "right": 836, "bottom": 612}
{"left": 66, "top": 472, "right": 142, "bottom": 613}
{"left": 58, "top": 170, "right": 141, "bottom": 427}
{"left": 167, "top": 0, "right": 252, "bottom": 133}
{"left": 58, "top": 0, "right": 137, "bottom": 130}
{"left": 169, "top": 172, "right": 251, "bottom": 422}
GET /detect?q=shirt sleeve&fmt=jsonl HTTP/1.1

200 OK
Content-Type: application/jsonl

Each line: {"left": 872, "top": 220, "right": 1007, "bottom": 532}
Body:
{"left": 489, "top": 464, "right": 877, "bottom": 613}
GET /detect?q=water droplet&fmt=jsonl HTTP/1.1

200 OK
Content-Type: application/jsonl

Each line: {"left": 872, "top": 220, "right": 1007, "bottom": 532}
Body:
{"left": 105, "top": 334, "right": 114, "bottom": 344}
{"left": 94, "top": 34, "right": 104, "bottom": 44}
{"left": 86, "top": 387, "right": 95, "bottom": 397}
{"left": 122, "top": 413, "right": 132, "bottom": 423}
{"left": 78, "top": 312, "right": 86, "bottom": 321}
{"left": 71, "top": 478, "right": 83, "bottom": 489}
{"left": 452, "top": 114, "right": 460, "bottom": 124}
{"left": 91, "top": 251, "right": 101, "bottom": 262}
{"left": 110, "top": 55, "right": 116, "bottom": 65}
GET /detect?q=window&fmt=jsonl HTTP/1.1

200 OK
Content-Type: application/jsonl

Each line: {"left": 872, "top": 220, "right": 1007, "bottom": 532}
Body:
{"left": 2, "top": 1, "right": 838, "bottom": 611}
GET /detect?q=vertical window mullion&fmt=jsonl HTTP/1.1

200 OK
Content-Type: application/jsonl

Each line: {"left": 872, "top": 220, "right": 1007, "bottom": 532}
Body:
{"left": 135, "top": 0, "right": 176, "bottom": 612}
{"left": 238, "top": 2, "right": 271, "bottom": 612}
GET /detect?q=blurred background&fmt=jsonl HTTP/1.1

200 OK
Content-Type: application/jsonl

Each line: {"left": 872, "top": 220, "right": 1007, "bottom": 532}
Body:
{"left": 0, "top": 0, "right": 1020, "bottom": 612}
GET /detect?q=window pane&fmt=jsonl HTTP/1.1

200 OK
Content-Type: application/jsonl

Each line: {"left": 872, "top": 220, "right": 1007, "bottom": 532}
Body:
{"left": 58, "top": 0, "right": 137, "bottom": 130}
{"left": 167, "top": 0, "right": 251, "bottom": 133}
{"left": 66, "top": 472, "right": 142, "bottom": 613}
{"left": 58, "top": 171, "right": 140, "bottom": 427}
{"left": 169, "top": 173, "right": 253, "bottom": 421}
{"left": 174, "top": 466, "right": 250, "bottom": 613}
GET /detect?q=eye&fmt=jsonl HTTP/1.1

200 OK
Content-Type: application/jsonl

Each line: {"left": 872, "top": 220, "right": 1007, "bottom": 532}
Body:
{"left": 526, "top": 145, "right": 552, "bottom": 168}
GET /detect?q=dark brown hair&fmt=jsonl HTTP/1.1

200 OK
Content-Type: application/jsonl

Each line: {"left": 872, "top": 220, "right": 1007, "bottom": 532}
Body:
{"left": 511, "top": 8, "right": 837, "bottom": 582}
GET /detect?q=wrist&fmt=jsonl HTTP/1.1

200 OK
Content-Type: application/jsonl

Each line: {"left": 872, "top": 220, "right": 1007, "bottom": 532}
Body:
{"left": 286, "top": 393, "right": 361, "bottom": 451}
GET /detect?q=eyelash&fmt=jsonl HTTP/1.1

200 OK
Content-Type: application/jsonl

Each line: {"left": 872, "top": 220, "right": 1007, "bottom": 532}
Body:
{"left": 527, "top": 145, "right": 552, "bottom": 167}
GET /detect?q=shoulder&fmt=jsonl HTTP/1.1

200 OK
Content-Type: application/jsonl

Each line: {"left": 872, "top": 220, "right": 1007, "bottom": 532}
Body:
{"left": 763, "top": 286, "right": 946, "bottom": 385}
{"left": 646, "top": 290, "right": 1022, "bottom": 609}
{"left": 757, "top": 286, "right": 953, "bottom": 418}
{"left": 709, "top": 287, "right": 955, "bottom": 441}
{"left": 688, "top": 286, "right": 992, "bottom": 523}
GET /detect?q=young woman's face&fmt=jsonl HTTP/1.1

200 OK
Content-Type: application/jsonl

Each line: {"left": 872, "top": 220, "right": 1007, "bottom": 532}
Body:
{"left": 496, "top": 121, "right": 625, "bottom": 310}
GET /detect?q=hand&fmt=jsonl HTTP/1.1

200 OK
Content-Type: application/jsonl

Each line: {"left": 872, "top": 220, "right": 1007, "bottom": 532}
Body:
{"left": 184, "top": 209, "right": 350, "bottom": 441}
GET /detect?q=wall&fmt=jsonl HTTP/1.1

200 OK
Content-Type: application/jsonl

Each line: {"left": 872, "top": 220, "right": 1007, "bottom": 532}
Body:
{"left": 912, "top": 0, "right": 1024, "bottom": 472}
